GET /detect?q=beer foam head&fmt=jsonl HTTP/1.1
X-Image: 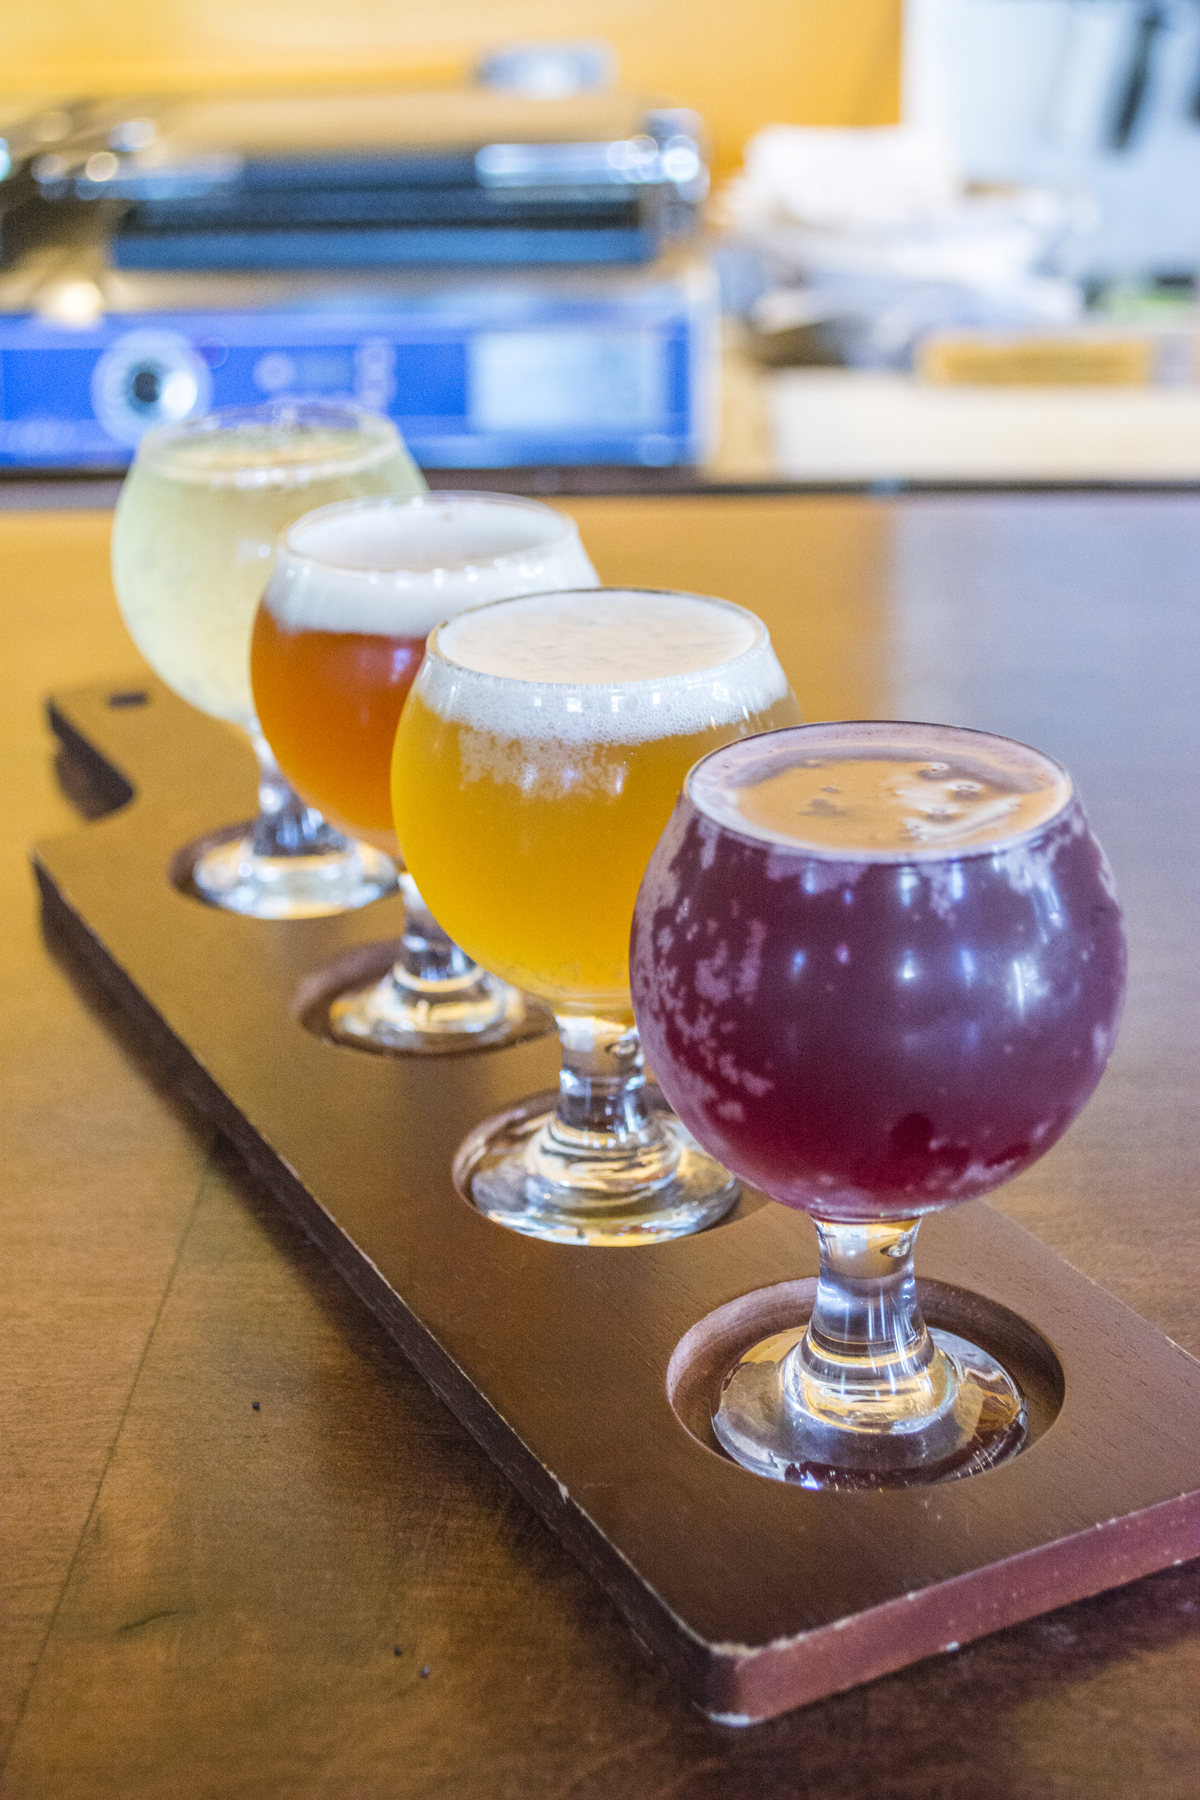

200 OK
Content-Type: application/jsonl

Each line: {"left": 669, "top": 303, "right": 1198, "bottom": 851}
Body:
{"left": 141, "top": 404, "right": 399, "bottom": 489}
{"left": 263, "top": 494, "right": 596, "bottom": 635}
{"left": 689, "top": 722, "right": 1072, "bottom": 859}
{"left": 424, "top": 590, "right": 790, "bottom": 744}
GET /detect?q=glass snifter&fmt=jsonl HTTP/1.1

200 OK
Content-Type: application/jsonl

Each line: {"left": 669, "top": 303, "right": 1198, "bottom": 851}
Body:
{"left": 393, "top": 588, "right": 802, "bottom": 1244}
{"left": 111, "top": 400, "right": 423, "bottom": 918}
{"left": 631, "top": 721, "right": 1127, "bottom": 1486}
{"left": 251, "top": 492, "right": 599, "bottom": 1051}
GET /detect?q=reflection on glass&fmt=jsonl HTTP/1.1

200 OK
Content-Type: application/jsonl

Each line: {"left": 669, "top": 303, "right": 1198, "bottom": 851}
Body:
{"left": 632, "top": 721, "right": 1127, "bottom": 1487}
{"left": 111, "top": 400, "right": 424, "bottom": 917}
{"left": 392, "top": 588, "right": 802, "bottom": 1243}
{"left": 251, "top": 492, "right": 599, "bottom": 1050}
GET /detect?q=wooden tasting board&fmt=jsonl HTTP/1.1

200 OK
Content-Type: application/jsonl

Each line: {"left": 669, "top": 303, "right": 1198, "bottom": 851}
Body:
{"left": 32, "top": 677, "right": 1200, "bottom": 1725}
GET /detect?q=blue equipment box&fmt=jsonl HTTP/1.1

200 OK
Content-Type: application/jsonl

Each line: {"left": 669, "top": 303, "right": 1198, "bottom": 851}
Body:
{"left": 0, "top": 257, "right": 715, "bottom": 469}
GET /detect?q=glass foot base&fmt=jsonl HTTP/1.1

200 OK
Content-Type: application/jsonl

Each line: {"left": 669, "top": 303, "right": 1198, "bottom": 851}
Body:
{"left": 456, "top": 1091, "right": 739, "bottom": 1247}
{"left": 328, "top": 968, "right": 549, "bottom": 1055}
{"left": 715, "top": 1325, "right": 1027, "bottom": 1490}
{"left": 191, "top": 831, "right": 396, "bottom": 920}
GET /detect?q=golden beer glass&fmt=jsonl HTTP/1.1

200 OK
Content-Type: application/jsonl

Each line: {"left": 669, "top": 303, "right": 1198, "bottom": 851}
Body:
{"left": 112, "top": 400, "right": 423, "bottom": 918}
{"left": 391, "top": 588, "right": 802, "bottom": 1243}
{"left": 252, "top": 492, "right": 599, "bottom": 1050}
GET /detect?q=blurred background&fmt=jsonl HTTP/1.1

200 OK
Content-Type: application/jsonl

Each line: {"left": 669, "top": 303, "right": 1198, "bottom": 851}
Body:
{"left": 0, "top": 1, "right": 902, "bottom": 168}
{"left": 1, "top": 0, "right": 1196, "bottom": 483}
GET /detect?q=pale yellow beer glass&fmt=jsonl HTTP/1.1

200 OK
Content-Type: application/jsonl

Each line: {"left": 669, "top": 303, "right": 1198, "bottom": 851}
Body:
{"left": 112, "top": 400, "right": 424, "bottom": 918}
{"left": 392, "top": 588, "right": 802, "bottom": 1245}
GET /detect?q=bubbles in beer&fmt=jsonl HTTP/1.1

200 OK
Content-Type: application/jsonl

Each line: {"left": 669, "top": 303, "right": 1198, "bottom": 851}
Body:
{"left": 688, "top": 722, "right": 1072, "bottom": 859}
{"left": 144, "top": 423, "right": 399, "bottom": 487}
{"left": 427, "top": 591, "right": 791, "bottom": 751}
{"left": 264, "top": 495, "right": 593, "bottom": 639}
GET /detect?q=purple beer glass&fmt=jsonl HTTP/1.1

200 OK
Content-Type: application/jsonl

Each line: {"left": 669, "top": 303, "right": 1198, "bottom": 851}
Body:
{"left": 631, "top": 722, "right": 1126, "bottom": 1488}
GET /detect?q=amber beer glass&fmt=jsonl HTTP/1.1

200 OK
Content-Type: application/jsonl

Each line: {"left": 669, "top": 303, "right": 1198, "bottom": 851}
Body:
{"left": 251, "top": 493, "right": 599, "bottom": 1050}
{"left": 391, "top": 589, "right": 802, "bottom": 1243}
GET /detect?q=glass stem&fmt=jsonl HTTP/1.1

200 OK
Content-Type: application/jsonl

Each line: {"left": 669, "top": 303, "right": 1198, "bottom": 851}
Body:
{"left": 524, "top": 1016, "right": 679, "bottom": 1195}
{"left": 787, "top": 1219, "right": 954, "bottom": 1433}
{"left": 248, "top": 726, "right": 353, "bottom": 859}
{"left": 392, "top": 874, "right": 495, "bottom": 994}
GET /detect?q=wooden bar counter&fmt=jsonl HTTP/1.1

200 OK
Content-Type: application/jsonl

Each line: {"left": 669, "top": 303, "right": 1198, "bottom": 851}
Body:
{"left": 2, "top": 485, "right": 1197, "bottom": 1798}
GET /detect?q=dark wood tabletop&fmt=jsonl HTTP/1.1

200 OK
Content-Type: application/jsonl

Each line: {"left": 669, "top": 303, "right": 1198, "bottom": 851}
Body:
{"left": 2, "top": 489, "right": 1197, "bottom": 1800}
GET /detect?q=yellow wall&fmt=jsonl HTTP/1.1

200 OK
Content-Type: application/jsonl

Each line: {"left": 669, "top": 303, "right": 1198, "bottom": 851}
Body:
{"left": 1, "top": 1, "right": 901, "bottom": 172}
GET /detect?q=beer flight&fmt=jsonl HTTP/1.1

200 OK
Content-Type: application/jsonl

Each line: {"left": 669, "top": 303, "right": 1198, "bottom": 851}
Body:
{"left": 111, "top": 401, "right": 1126, "bottom": 1493}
